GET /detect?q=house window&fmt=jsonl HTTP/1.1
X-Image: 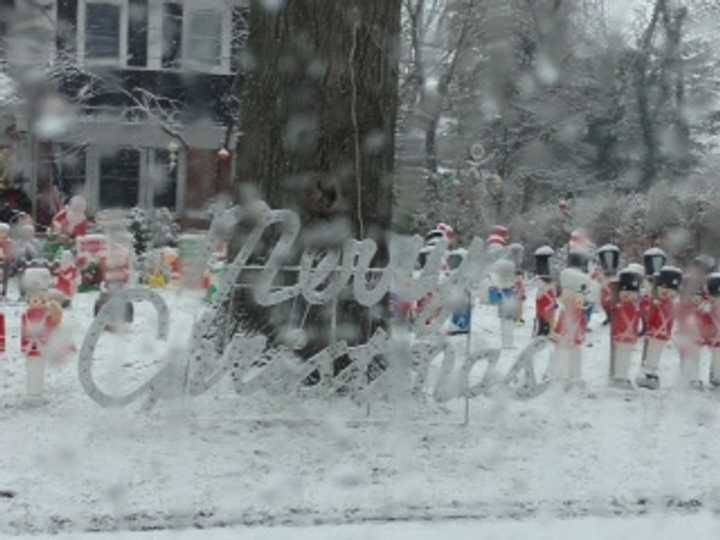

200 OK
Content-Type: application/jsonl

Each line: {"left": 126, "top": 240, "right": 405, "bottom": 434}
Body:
{"left": 186, "top": 9, "right": 223, "bottom": 68}
{"left": 99, "top": 148, "right": 141, "bottom": 209}
{"left": 54, "top": 145, "right": 87, "bottom": 196}
{"left": 80, "top": 0, "right": 128, "bottom": 64}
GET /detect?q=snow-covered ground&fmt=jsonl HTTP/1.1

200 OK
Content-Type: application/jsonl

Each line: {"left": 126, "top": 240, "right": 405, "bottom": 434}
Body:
{"left": 2, "top": 286, "right": 720, "bottom": 535}
{"left": 16, "top": 512, "right": 720, "bottom": 540}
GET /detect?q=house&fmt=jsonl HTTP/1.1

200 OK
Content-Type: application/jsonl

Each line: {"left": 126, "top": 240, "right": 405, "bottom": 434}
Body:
{"left": 0, "top": 0, "right": 247, "bottom": 225}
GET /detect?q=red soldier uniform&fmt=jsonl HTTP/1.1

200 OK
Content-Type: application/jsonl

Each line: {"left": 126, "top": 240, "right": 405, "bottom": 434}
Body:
{"left": 535, "top": 286, "right": 557, "bottom": 336}
{"left": 611, "top": 299, "right": 642, "bottom": 344}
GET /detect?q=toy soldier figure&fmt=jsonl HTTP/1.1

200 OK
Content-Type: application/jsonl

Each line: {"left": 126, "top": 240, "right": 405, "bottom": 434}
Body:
{"left": 597, "top": 244, "right": 620, "bottom": 325}
{"left": 553, "top": 268, "right": 590, "bottom": 389}
{"left": 609, "top": 268, "right": 643, "bottom": 388}
{"left": 53, "top": 251, "right": 81, "bottom": 308}
{"left": 636, "top": 266, "right": 682, "bottom": 390}
{"left": 534, "top": 246, "right": 556, "bottom": 337}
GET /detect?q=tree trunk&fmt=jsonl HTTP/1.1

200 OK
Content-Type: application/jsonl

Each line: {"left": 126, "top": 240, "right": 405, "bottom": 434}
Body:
{"left": 235, "top": 0, "right": 400, "bottom": 252}
{"left": 229, "top": 0, "right": 401, "bottom": 371}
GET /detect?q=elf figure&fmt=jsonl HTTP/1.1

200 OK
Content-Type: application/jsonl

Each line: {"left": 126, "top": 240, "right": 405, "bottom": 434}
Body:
{"left": 51, "top": 195, "right": 90, "bottom": 243}
{"left": 493, "top": 258, "right": 517, "bottom": 349}
{"left": 552, "top": 268, "right": 590, "bottom": 389}
{"left": 705, "top": 273, "right": 720, "bottom": 388}
{"left": 609, "top": 268, "right": 643, "bottom": 388}
{"left": 21, "top": 268, "right": 63, "bottom": 402}
{"left": 636, "top": 266, "right": 682, "bottom": 390}
{"left": 597, "top": 244, "right": 620, "bottom": 325}
{"left": 534, "top": 246, "right": 556, "bottom": 337}
{"left": 54, "top": 251, "right": 80, "bottom": 307}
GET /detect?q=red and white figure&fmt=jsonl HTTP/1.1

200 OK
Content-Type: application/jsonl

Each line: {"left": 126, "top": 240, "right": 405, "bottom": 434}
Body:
{"left": 636, "top": 266, "right": 682, "bottom": 389}
{"left": 101, "top": 244, "right": 132, "bottom": 288}
{"left": 533, "top": 245, "right": 556, "bottom": 337}
{"left": 21, "top": 268, "right": 64, "bottom": 401}
{"left": 706, "top": 273, "right": 720, "bottom": 387}
{"left": 609, "top": 268, "right": 643, "bottom": 387}
{"left": 52, "top": 195, "right": 90, "bottom": 240}
{"left": 675, "top": 288, "right": 706, "bottom": 389}
{"left": 491, "top": 225, "right": 509, "bottom": 242}
{"left": 552, "top": 268, "right": 590, "bottom": 388}
{"left": 435, "top": 223, "right": 457, "bottom": 248}
{"left": 54, "top": 251, "right": 80, "bottom": 305}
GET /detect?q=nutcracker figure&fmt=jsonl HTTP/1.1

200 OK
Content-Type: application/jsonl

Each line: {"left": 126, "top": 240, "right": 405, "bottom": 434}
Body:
{"left": 534, "top": 246, "right": 556, "bottom": 337}
{"left": 636, "top": 266, "right": 682, "bottom": 390}
{"left": 0, "top": 223, "right": 13, "bottom": 293}
{"left": 21, "top": 268, "right": 63, "bottom": 401}
{"left": 609, "top": 268, "right": 643, "bottom": 388}
{"left": 51, "top": 195, "right": 90, "bottom": 242}
{"left": 552, "top": 268, "right": 590, "bottom": 389}
{"left": 53, "top": 250, "right": 81, "bottom": 307}
{"left": 706, "top": 273, "right": 720, "bottom": 388}
{"left": 597, "top": 244, "right": 620, "bottom": 325}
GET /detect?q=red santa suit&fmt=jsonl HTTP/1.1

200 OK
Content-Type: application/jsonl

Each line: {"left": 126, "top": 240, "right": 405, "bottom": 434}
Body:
{"left": 610, "top": 298, "right": 641, "bottom": 382}
{"left": 52, "top": 207, "right": 89, "bottom": 238}
{"left": 636, "top": 295, "right": 676, "bottom": 380}
{"left": 56, "top": 266, "right": 79, "bottom": 298}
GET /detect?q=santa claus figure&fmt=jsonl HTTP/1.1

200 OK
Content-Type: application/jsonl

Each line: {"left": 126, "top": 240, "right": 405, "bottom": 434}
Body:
{"left": 552, "top": 268, "right": 590, "bottom": 389}
{"left": 636, "top": 266, "right": 682, "bottom": 390}
{"left": 534, "top": 246, "right": 557, "bottom": 337}
{"left": 609, "top": 268, "right": 643, "bottom": 388}
{"left": 21, "top": 268, "right": 64, "bottom": 401}
{"left": 53, "top": 251, "right": 81, "bottom": 307}
{"left": 52, "top": 195, "right": 90, "bottom": 242}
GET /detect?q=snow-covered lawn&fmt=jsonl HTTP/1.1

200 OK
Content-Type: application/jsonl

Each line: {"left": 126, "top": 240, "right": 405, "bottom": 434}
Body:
{"left": 21, "top": 513, "right": 720, "bottom": 540}
{"left": 2, "top": 287, "right": 720, "bottom": 535}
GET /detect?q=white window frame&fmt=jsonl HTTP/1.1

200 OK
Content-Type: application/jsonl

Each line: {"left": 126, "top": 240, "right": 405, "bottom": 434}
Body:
{"left": 86, "top": 144, "right": 186, "bottom": 215}
{"left": 183, "top": 6, "right": 230, "bottom": 74}
{"left": 77, "top": 0, "right": 129, "bottom": 67}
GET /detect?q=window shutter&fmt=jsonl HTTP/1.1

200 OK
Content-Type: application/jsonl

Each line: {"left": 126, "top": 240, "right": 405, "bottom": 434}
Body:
{"left": 162, "top": 2, "right": 183, "bottom": 69}
{"left": 56, "top": 0, "right": 78, "bottom": 59}
{"left": 128, "top": 0, "right": 149, "bottom": 67}
{"left": 230, "top": 5, "right": 249, "bottom": 73}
